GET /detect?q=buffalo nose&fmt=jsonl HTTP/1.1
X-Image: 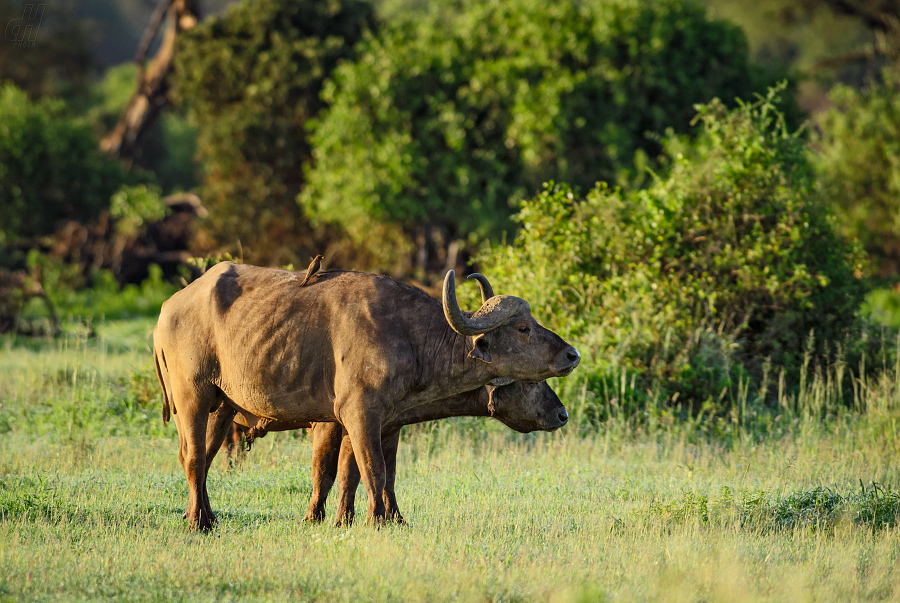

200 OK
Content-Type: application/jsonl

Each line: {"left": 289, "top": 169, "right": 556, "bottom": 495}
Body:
{"left": 558, "top": 408, "right": 568, "bottom": 424}
{"left": 551, "top": 346, "right": 581, "bottom": 376}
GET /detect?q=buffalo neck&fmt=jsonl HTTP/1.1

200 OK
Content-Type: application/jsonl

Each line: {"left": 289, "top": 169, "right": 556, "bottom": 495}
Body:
{"left": 390, "top": 387, "right": 490, "bottom": 427}
{"left": 404, "top": 306, "right": 494, "bottom": 404}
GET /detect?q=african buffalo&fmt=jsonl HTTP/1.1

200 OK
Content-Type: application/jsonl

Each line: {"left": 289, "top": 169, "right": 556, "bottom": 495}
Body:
{"left": 154, "top": 263, "right": 579, "bottom": 529}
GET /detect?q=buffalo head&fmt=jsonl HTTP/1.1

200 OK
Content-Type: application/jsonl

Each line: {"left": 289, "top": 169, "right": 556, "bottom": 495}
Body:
{"left": 442, "top": 270, "right": 580, "bottom": 381}
{"left": 487, "top": 380, "right": 568, "bottom": 432}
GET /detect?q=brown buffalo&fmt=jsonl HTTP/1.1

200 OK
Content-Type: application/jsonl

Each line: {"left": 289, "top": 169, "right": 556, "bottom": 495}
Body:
{"left": 154, "top": 263, "right": 579, "bottom": 529}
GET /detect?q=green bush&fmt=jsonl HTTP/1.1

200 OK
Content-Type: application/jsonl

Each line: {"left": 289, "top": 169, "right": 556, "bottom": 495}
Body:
{"left": 173, "top": 0, "right": 376, "bottom": 266}
{"left": 0, "top": 84, "right": 131, "bottom": 243}
{"left": 480, "top": 87, "right": 867, "bottom": 405}
{"left": 862, "top": 288, "right": 900, "bottom": 329}
{"left": 26, "top": 263, "right": 178, "bottom": 322}
{"left": 301, "top": 0, "right": 766, "bottom": 273}
{"left": 814, "top": 71, "right": 900, "bottom": 278}
{"left": 109, "top": 184, "right": 167, "bottom": 238}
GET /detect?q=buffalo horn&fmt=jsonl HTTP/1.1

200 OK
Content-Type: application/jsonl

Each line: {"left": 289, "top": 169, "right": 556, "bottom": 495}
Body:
{"left": 467, "top": 273, "right": 494, "bottom": 303}
{"left": 442, "top": 270, "right": 527, "bottom": 336}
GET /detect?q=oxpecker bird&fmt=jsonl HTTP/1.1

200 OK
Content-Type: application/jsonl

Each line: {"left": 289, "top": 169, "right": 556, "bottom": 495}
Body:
{"left": 299, "top": 254, "right": 324, "bottom": 287}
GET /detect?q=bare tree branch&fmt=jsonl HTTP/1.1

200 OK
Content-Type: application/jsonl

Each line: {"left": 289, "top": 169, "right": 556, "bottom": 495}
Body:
{"left": 100, "top": 0, "right": 200, "bottom": 161}
{"left": 135, "top": 0, "right": 175, "bottom": 77}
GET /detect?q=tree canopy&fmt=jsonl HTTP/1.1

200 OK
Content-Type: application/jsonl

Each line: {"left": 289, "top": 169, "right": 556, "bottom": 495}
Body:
{"left": 0, "top": 85, "right": 131, "bottom": 244}
{"left": 814, "top": 71, "right": 900, "bottom": 277}
{"left": 173, "top": 0, "right": 377, "bottom": 266}
{"left": 301, "top": 0, "right": 768, "bottom": 274}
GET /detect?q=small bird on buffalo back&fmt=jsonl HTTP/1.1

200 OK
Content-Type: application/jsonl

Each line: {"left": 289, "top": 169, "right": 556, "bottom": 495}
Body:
{"left": 299, "top": 254, "right": 324, "bottom": 287}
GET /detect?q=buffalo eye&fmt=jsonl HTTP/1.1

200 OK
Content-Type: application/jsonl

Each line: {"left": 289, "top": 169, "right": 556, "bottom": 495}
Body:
{"left": 518, "top": 325, "right": 531, "bottom": 335}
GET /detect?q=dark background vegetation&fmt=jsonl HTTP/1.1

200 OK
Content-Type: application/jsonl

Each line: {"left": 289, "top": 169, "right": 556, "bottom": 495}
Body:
{"left": 1, "top": 0, "right": 899, "bottom": 429}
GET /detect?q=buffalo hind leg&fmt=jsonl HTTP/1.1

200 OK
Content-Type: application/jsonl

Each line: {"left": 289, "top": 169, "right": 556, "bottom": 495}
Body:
{"left": 180, "top": 404, "right": 236, "bottom": 520}
{"left": 305, "top": 422, "right": 342, "bottom": 522}
{"left": 174, "top": 408, "right": 190, "bottom": 520}
{"left": 173, "top": 381, "right": 217, "bottom": 531}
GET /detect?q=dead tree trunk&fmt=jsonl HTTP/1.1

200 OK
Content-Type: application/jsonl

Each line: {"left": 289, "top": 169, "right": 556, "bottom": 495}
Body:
{"left": 100, "top": 0, "right": 200, "bottom": 161}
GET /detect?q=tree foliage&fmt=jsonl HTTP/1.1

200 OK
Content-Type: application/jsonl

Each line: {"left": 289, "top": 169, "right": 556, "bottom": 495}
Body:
{"left": 301, "top": 0, "right": 767, "bottom": 274}
{"left": 0, "top": 84, "right": 130, "bottom": 244}
{"left": 88, "top": 64, "right": 198, "bottom": 192}
{"left": 480, "top": 88, "right": 867, "bottom": 402}
{"left": 814, "top": 71, "right": 900, "bottom": 277}
{"left": 172, "top": 0, "right": 376, "bottom": 266}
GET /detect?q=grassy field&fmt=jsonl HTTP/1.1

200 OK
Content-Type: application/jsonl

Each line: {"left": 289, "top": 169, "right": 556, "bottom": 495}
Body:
{"left": 2, "top": 322, "right": 900, "bottom": 602}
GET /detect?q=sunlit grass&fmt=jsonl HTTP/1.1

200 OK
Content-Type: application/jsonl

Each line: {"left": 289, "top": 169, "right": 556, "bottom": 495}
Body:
{"left": 1, "top": 323, "right": 900, "bottom": 601}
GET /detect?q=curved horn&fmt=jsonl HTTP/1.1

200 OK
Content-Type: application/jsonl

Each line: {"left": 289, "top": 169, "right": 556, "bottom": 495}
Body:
{"left": 467, "top": 273, "right": 494, "bottom": 303}
{"left": 442, "top": 270, "right": 527, "bottom": 336}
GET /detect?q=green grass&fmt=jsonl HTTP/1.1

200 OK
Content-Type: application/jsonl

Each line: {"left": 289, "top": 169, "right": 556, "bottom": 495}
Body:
{"left": 2, "top": 323, "right": 900, "bottom": 601}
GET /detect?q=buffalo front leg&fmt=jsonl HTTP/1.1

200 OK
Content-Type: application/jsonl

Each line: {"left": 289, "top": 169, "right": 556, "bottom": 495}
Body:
{"left": 304, "top": 422, "right": 343, "bottom": 522}
{"left": 381, "top": 427, "right": 405, "bottom": 524}
{"left": 333, "top": 426, "right": 404, "bottom": 525}
{"left": 341, "top": 407, "right": 387, "bottom": 526}
{"left": 334, "top": 431, "right": 361, "bottom": 526}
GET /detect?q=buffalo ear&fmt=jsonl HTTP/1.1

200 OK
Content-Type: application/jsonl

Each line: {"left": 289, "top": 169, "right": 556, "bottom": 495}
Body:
{"left": 468, "top": 335, "right": 492, "bottom": 363}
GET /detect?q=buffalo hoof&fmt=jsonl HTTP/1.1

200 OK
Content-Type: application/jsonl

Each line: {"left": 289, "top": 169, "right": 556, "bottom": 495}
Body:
{"left": 186, "top": 508, "right": 217, "bottom": 532}
{"left": 386, "top": 511, "right": 406, "bottom": 525}
{"left": 191, "top": 516, "right": 216, "bottom": 532}
{"left": 303, "top": 511, "right": 326, "bottom": 523}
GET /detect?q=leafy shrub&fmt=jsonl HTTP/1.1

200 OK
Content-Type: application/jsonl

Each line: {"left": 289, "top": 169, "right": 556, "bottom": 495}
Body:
{"left": 651, "top": 483, "right": 900, "bottom": 533}
{"left": 301, "top": 0, "right": 767, "bottom": 273}
{"left": 109, "top": 184, "right": 167, "bottom": 237}
{"left": 46, "top": 264, "right": 177, "bottom": 321}
{"left": 0, "top": 84, "right": 131, "bottom": 243}
{"left": 863, "top": 288, "right": 900, "bottom": 329}
{"left": 17, "top": 262, "right": 178, "bottom": 324}
{"left": 814, "top": 71, "right": 900, "bottom": 278}
{"left": 480, "top": 87, "right": 867, "bottom": 405}
{"left": 173, "top": 0, "right": 376, "bottom": 266}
